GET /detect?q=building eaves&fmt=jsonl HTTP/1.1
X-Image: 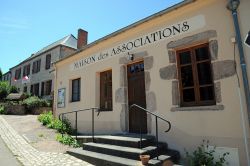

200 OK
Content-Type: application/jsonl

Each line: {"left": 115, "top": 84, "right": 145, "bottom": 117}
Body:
{"left": 55, "top": 0, "right": 195, "bottom": 64}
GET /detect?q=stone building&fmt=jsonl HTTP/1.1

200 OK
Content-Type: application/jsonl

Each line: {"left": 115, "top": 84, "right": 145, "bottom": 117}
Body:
{"left": 0, "top": 71, "right": 11, "bottom": 84}
{"left": 54, "top": 0, "right": 250, "bottom": 165}
{"left": 10, "top": 30, "right": 88, "bottom": 98}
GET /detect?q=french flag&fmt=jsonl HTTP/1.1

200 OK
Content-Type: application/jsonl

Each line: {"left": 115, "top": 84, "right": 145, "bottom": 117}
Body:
{"left": 23, "top": 76, "right": 29, "bottom": 80}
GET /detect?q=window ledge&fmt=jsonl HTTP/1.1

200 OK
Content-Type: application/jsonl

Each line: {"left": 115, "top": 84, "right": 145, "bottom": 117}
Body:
{"left": 171, "top": 105, "right": 224, "bottom": 112}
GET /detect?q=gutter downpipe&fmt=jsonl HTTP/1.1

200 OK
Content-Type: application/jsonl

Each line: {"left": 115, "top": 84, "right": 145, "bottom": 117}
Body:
{"left": 227, "top": 0, "right": 250, "bottom": 165}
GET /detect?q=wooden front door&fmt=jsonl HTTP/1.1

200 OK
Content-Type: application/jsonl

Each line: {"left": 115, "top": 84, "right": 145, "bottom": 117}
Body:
{"left": 127, "top": 61, "right": 147, "bottom": 133}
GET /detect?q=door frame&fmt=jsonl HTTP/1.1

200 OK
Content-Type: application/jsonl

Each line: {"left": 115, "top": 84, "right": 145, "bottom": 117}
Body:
{"left": 127, "top": 60, "right": 147, "bottom": 133}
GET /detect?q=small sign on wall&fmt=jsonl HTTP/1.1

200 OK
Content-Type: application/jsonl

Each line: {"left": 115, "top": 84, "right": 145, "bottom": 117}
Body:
{"left": 57, "top": 88, "right": 66, "bottom": 108}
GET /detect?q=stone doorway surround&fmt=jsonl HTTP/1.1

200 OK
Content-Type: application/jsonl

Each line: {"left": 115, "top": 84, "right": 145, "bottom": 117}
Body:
{"left": 160, "top": 30, "right": 236, "bottom": 111}
{"left": 117, "top": 51, "right": 155, "bottom": 134}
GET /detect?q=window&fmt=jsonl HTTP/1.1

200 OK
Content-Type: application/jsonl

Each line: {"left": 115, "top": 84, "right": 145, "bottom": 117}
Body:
{"left": 41, "top": 80, "right": 52, "bottom": 96}
{"left": 100, "top": 70, "right": 112, "bottom": 111}
{"left": 177, "top": 43, "right": 215, "bottom": 107}
{"left": 15, "top": 68, "right": 21, "bottom": 80}
{"left": 71, "top": 78, "right": 80, "bottom": 102}
{"left": 32, "top": 59, "right": 41, "bottom": 74}
{"left": 23, "top": 64, "right": 30, "bottom": 77}
{"left": 31, "top": 83, "right": 40, "bottom": 96}
{"left": 45, "top": 54, "right": 51, "bottom": 70}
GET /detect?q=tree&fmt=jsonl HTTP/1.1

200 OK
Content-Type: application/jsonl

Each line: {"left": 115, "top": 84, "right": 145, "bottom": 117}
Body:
{"left": 0, "top": 68, "right": 2, "bottom": 80}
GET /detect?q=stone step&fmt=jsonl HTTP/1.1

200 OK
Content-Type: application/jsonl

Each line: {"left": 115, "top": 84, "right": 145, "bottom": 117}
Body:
{"left": 83, "top": 142, "right": 166, "bottom": 160}
{"left": 67, "top": 148, "right": 171, "bottom": 166}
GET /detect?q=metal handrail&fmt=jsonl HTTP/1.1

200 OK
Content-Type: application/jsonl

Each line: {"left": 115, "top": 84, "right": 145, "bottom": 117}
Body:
{"left": 58, "top": 107, "right": 100, "bottom": 142}
{"left": 129, "top": 104, "right": 171, "bottom": 160}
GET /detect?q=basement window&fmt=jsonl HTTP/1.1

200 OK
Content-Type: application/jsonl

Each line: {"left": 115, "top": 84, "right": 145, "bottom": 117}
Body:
{"left": 176, "top": 43, "right": 215, "bottom": 107}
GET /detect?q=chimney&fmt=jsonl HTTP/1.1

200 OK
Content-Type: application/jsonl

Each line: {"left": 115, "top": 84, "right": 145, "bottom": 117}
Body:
{"left": 77, "top": 28, "right": 88, "bottom": 49}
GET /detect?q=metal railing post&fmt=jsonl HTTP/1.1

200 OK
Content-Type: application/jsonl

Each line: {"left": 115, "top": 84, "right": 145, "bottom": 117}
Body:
{"left": 75, "top": 111, "right": 78, "bottom": 140}
{"left": 92, "top": 108, "right": 94, "bottom": 143}
{"left": 156, "top": 117, "right": 159, "bottom": 160}
{"left": 62, "top": 114, "right": 64, "bottom": 137}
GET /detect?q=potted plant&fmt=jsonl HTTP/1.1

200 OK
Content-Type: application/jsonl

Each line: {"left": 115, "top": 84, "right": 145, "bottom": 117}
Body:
{"left": 140, "top": 154, "right": 150, "bottom": 165}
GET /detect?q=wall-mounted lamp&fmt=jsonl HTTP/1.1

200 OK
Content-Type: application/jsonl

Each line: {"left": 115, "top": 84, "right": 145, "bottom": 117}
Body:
{"left": 127, "top": 52, "right": 134, "bottom": 61}
{"left": 227, "top": 0, "right": 240, "bottom": 11}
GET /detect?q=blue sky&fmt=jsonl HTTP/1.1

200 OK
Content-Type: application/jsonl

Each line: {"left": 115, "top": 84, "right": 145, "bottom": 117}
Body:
{"left": 0, "top": 0, "right": 182, "bottom": 73}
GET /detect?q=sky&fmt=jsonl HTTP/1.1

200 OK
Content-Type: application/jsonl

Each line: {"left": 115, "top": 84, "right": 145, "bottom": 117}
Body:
{"left": 0, "top": 0, "right": 182, "bottom": 73}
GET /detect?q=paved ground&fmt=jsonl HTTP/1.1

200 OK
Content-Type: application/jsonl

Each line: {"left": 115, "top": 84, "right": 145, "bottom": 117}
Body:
{"left": 3, "top": 115, "right": 69, "bottom": 153}
{"left": 0, "top": 115, "right": 93, "bottom": 166}
{"left": 0, "top": 136, "right": 21, "bottom": 166}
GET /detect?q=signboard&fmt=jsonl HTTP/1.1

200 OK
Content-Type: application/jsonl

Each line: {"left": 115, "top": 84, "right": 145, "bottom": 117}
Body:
{"left": 57, "top": 88, "right": 66, "bottom": 108}
{"left": 245, "top": 31, "right": 250, "bottom": 47}
{"left": 71, "top": 15, "right": 206, "bottom": 71}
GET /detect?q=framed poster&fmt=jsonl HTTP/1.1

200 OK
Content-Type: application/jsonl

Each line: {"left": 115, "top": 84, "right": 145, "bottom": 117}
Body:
{"left": 57, "top": 88, "right": 66, "bottom": 108}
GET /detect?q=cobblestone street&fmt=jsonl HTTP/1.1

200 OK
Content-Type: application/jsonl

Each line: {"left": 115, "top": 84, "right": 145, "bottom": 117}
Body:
{"left": 0, "top": 116, "right": 93, "bottom": 166}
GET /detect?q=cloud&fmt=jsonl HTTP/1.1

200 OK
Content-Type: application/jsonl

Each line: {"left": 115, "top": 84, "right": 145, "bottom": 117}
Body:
{"left": 0, "top": 17, "right": 29, "bottom": 30}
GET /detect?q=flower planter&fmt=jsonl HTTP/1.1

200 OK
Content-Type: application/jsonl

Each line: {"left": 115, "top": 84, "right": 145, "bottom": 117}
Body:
{"left": 140, "top": 155, "right": 150, "bottom": 165}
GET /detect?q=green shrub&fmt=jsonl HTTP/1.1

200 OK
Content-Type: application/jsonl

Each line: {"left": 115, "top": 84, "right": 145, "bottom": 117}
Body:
{"left": 0, "top": 105, "right": 6, "bottom": 114}
{"left": 0, "top": 81, "right": 9, "bottom": 100}
{"left": 38, "top": 111, "right": 72, "bottom": 134}
{"left": 185, "top": 140, "right": 229, "bottom": 166}
{"left": 56, "top": 134, "right": 80, "bottom": 148}
{"left": 38, "top": 111, "right": 53, "bottom": 126}
{"left": 9, "top": 86, "right": 19, "bottom": 93}
{"left": 22, "top": 96, "right": 50, "bottom": 110}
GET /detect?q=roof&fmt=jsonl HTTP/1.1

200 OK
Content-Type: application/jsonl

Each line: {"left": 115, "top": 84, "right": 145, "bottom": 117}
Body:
{"left": 55, "top": 0, "right": 195, "bottom": 64}
{"left": 10, "top": 34, "right": 77, "bottom": 70}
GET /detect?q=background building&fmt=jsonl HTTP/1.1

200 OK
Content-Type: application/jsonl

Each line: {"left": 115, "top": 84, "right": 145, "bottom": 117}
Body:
{"left": 10, "top": 30, "right": 87, "bottom": 98}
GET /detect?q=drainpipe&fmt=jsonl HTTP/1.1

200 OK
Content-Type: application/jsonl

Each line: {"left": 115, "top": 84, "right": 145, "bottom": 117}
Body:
{"left": 227, "top": 0, "right": 250, "bottom": 165}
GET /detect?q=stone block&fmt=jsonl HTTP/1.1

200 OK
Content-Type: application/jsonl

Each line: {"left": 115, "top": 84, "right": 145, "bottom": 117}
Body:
{"left": 120, "top": 104, "right": 128, "bottom": 132}
{"left": 167, "top": 30, "right": 217, "bottom": 49}
{"left": 146, "top": 91, "right": 156, "bottom": 112}
{"left": 144, "top": 71, "right": 151, "bottom": 91}
{"left": 168, "top": 50, "right": 176, "bottom": 63}
{"left": 209, "top": 40, "right": 218, "bottom": 60}
{"left": 212, "top": 60, "right": 236, "bottom": 80}
{"left": 159, "top": 65, "right": 177, "bottom": 80}
{"left": 115, "top": 88, "right": 127, "bottom": 103}
{"left": 172, "top": 80, "right": 180, "bottom": 105}
{"left": 120, "top": 65, "right": 127, "bottom": 87}
{"left": 215, "top": 82, "right": 222, "bottom": 103}
{"left": 144, "top": 56, "right": 153, "bottom": 70}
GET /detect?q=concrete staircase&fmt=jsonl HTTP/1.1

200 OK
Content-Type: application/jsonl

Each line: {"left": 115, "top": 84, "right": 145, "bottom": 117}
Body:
{"left": 67, "top": 134, "right": 180, "bottom": 166}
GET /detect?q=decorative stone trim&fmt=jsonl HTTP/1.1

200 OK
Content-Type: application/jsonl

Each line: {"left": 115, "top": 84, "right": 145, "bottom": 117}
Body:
{"left": 172, "top": 80, "right": 180, "bottom": 105}
{"left": 159, "top": 65, "right": 177, "bottom": 80}
{"left": 146, "top": 91, "right": 157, "bottom": 112}
{"left": 168, "top": 50, "right": 176, "bottom": 63}
{"left": 215, "top": 82, "right": 222, "bottom": 103}
{"left": 209, "top": 40, "right": 218, "bottom": 60}
{"left": 120, "top": 65, "right": 127, "bottom": 87}
{"left": 170, "top": 105, "right": 224, "bottom": 112}
{"left": 144, "top": 56, "right": 154, "bottom": 70}
{"left": 212, "top": 60, "right": 236, "bottom": 80}
{"left": 167, "top": 30, "right": 217, "bottom": 49}
{"left": 120, "top": 103, "right": 128, "bottom": 132}
{"left": 115, "top": 87, "right": 127, "bottom": 103}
